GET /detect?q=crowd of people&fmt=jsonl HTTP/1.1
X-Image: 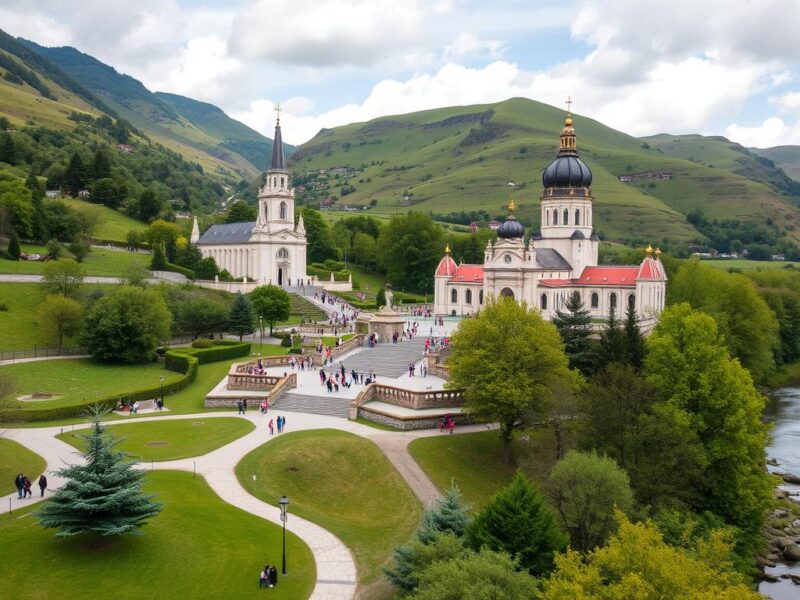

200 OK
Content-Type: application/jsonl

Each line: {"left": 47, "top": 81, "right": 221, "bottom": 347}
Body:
{"left": 318, "top": 364, "right": 376, "bottom": 392}
{"left": 13, "top": 473, "right": 47, "bottom": 498}
{"left": 259, "top": 565, "right": 279, "bottom": 588}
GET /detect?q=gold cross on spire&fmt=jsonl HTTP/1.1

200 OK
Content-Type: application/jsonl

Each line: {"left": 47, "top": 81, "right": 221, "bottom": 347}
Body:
{"left": 565, "top": 95, "right": 573, "bottom": 115}
{"left": 274, "top": 103, "right": 282, "bottom": 125}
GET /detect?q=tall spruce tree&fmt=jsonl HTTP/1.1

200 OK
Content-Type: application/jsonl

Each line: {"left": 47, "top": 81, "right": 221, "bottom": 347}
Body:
{"left": 7, "top": 231, "right": 21, "bottom": 259}
{"left": 595, "top": 304, "right": 626, "bottom": 370}
{"left": 35, "top": 417, "right": 162, "bottom": 537}
{"left": 552, "top": 291, "right": 596, "bottom": 375}
{"left": 26, "top": 172, "right": 49, "bottom": 243}
{"left": 64, "top": 151, "right": 86, "bottom": 196}
{"left": 90, "top": 148, "right": 112, "bottom": 180}
{"left": 623, "top": 302, "right": 646, "bottom": 370}
{"left": 466, "top": 472, "right": 568, "bottom": 576}
{"left": 228, "top": 292, "right": 255, "bottom": 340}
{"left": 0, "top": 132, "right": 17, "bottom": 165}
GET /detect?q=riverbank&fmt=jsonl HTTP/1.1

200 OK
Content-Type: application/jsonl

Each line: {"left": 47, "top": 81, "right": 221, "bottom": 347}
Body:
{"left": 765, "top": 360, "right": 800, "bottom": 389}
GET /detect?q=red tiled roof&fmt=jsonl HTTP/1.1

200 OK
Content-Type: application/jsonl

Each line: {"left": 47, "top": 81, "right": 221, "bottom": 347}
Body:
{"left": 575, "top": 266, "right": 638, "bottom": 286}
{"left": 637, "top": 256, "right": 667, "bottom": 280}
{"left": 539, "top": 279, "right": 573, "bottom": 287}
{"left": 452, "top": 264, "right": 484, "bottom": 282}
{"left": 435, "top": 254, "right": 457, "bottom": 277}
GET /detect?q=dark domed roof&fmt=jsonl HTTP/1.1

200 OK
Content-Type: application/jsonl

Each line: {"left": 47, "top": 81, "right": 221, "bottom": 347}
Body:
{"left": 497, "top": 215, "right": 525, "bottom": 239}
{"left": 542, "top": 155, "right": 592, "bottom": 188}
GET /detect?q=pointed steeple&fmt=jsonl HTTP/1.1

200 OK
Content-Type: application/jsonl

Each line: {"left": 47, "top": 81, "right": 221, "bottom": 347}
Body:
{"left": 296, "top": 212, "right": 305, "bottom": 236}
{"left": 190, "top": 216, "right": 200, "bottom": 243}
{"left": 270, "top": 105, "right": 286, "bottom": 172}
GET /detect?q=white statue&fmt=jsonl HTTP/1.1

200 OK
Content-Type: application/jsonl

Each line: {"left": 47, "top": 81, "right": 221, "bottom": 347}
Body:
{"left": 384, "top": 286, "right": 394, "bottom": 310}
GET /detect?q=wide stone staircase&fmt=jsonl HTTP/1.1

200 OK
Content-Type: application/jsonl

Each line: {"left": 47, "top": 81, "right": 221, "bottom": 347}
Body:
{"left": 270, "top": 392, "right": 352, "bottom": 418}
{"left": 332, "top": 336, "right": 426, "bottom": 377}
{"left": 288, "top": 292, "right": 327, "bottom": 321}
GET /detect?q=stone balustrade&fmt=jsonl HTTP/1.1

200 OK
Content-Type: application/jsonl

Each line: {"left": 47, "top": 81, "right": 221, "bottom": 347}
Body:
{"left": 316, "top": 334, "right": 364, "bottom": 362}
{"left": 350, "top": 382, "right": 464, "bottom": 419}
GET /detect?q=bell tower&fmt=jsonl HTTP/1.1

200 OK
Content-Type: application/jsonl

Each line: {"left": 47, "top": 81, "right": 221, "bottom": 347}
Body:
{"left": 255, "top": 106, "right": 295, "bottom": 232}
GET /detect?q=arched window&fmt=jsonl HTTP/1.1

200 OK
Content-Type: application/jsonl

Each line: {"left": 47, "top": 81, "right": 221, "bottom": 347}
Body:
{"left": 540, "top": 293, "right": 548, "bottom": 310}
{"left": 610, "top": 293, "right": 617, "bottom": 313}
{"left": 279, "top": 201, "right": 288, "bottom": 220}
{"left": 479, "top": 290, "right": 484, "bottom": 304}
{"left": 451, "top": 288, "right": 458, "bottom": 303}
{"left": 553, "top": 209, "right": 558, "bottom": 225}
{"left": 466, "top": 289, "right": 472, "bottom": 304}
{"left": 628, "top": 294, "right": 636, "bottom": 309}
{"left": 281, "top": 177, "right": 285, "bottom": 188}
{"left": 546, "top": 210, "right": 550, "bottom": 226}
{"left": 591, "top": 292, "right": 599, "bottom": 308}
{"left": 575, "top": 209, "right": 580, "bottom": 225}
{"left": 563, "top": 208, "right": 569, "bottom": 225}
{"left": 277, "top": 247, "right": 289, "bottom": 259}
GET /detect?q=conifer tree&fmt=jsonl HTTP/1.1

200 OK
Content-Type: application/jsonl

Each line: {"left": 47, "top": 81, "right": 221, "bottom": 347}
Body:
{"left": 623, "top": 301, "right": 646, "bottom": 370}
{"left": 150, "top": 244, "right": 167, "bottom": 271}
{"left": 36, "top": 417, "right": 162, "bottom": 537}
{"left": 228, "top": 291, "right": 255, "bottom": 340}
{"left": 552, "top": 291, "right": 596, "bottom": 375}
{"left": 466, "top": 472, "right": 568, "bottom": 576}
{"left": 417, "top": 484, "right": 471, "bottom": 543}
{"left": 7, "top": 231, "right": 21, "bottom": 259}
{"left": 26, "top": 172, "right": 49, "bottom": 243}
{"left": 64, "top": 151, "right": 86, "bottom": 196}
{"left": 90, "top": 148, "right": 112, "bottom": 180}
{"left": 375, "top": 288, "right": 386, "bottom": 309}
{"left": 0, "top": 132, "right": 17, "bottom": 165}
{"left": 596, "top": 304, "right": 626, "bottom": 370}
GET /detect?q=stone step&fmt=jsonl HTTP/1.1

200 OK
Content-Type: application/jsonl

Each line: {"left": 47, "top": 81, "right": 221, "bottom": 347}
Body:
{"left": 271, "top": 392, "right": 351, "bottom": 418}
{"left": 333, "top": 337, "right": 427, "bottom": 377}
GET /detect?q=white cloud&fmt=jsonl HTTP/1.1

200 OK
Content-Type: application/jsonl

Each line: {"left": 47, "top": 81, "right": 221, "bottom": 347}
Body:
{"left": 442, "top": 32, "right": 504, "bottom": 62}
{"left": 774, "top": 91, "right": 800, "bottom": 113}
{"left": 725, "top": 117, "right": 800, "bottom": 148}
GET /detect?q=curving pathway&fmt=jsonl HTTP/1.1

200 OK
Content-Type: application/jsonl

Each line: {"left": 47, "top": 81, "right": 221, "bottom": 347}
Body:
{"left": 0, "top": 409, "right": 492, "bottom": 600}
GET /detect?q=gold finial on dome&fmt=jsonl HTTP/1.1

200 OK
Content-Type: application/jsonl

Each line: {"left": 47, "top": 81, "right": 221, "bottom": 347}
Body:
{"left": 508, "top": 198, "right": 516, "bottom": 214}
{"left": 655, "top": 247, "right": 662, "bottom": 257}
{"left": 645, "top": 244, "right": 653, "bottom": 255}
{"left": 445, "top": 244, "right": 451, "bottom": 254}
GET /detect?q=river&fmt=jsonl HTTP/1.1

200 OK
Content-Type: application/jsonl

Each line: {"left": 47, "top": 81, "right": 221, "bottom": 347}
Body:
{"left": 760, "top": 387, "right": 800, "bottom": 599}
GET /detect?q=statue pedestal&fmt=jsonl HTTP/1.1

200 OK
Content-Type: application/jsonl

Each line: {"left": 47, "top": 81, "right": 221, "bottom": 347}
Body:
{"left": 368, "top": 306, "right": 406, "bottom": 343}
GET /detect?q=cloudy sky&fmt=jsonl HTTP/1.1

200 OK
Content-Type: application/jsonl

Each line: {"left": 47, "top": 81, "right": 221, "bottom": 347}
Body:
{"left": 3, "top": 0, "right": 800, "bottom": 147}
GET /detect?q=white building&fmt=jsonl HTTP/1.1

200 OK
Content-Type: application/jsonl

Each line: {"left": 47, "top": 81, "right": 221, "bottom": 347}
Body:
{"left": 434, "top": 114, "right": 667, "bottom": 324}
{"left": 192, "top": 117, "right": 309, "bottom": 285}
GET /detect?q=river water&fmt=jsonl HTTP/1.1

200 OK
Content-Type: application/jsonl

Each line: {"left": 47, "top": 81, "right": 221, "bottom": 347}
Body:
{"left": 760, "top": 387, "right": 800, "bottom": 599}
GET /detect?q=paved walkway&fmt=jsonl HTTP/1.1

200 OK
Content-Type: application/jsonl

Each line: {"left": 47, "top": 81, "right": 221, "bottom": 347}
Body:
{"left": 0, "top": 409, "right": 491, "bottom": 599}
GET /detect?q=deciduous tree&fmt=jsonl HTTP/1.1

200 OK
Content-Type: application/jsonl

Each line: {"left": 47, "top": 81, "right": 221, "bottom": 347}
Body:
{"left": 250, "top": 284, "right": 290, "bottom": 335}
{"left": 42, "top": 259, "right": 84, "bottom": 298}
{"left": 377, "top": 212, "right": 443, "bottom": 292}
{"left": 37, "top": 294, "right": 82, "bottom": 350}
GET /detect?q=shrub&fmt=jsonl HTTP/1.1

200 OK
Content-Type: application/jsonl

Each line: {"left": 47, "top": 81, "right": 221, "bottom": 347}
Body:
{"left": 165, "top": 262, "right": 195, "bottom": 280}
{"left": 288, "top": 347, "right": 304, "bottom": 354}
{"left": 191, "top": 338, "right": 214, "bottom": 348}
{"left": 280, "top": 336, "right": 292, "bottom": 347}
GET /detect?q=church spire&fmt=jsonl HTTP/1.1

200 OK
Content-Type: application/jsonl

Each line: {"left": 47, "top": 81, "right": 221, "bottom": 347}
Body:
{"left": 269, "top": 104, "right": 286, "bottom": 172}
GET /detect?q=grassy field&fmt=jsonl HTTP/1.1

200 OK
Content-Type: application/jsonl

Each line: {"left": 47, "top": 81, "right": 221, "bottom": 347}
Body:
{"left": 700, "top": 259, "right": 800, "bottom": 270}
{"left": 58, "top": 418, "right": 255, "bottom": 461}
{"left": 236, "top": 429, "right": 422, "bottom": 598}
{"left": 60, "top": 198, "right": 148, "bottom": 242}
{"left": 0, "top": 282, "right": 68, "bottom": 350}
{"left": 408, "top": 428, "right": 559, "bottom": 511}
{"left": 0, "top": 439, "right": 47, "bottom": 490}
{"left": 0, "top": 471, "right": 315, "bottom": 599}
{"left": 0, "top": 358, "right": 183, "bottom": 410}
{"left": 0, "top": 244, "right": 151, "bottom": 276}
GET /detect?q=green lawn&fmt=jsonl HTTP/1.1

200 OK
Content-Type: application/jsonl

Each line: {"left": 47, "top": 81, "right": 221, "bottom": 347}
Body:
{"left": 236, "top": 429, "right": 422, "bottom": 597}
{"left": 0, "top": 471, "right": 315, "bottom": 599}
{"left": 408, "top": 429, "right": 559, "bottom": 511}
{"left": 0, "top": 439, "right": 46, "bottom": 491}
{"left": 0, "top": 244, "right": 151, "bottom": 277}
{"left": 700, "top": 259, "right": 800, "bottom": 271}
{"left": 58, "top": 418, "right": 255, "bottom": 461}
{"left": 0, "top": 358, "right": 183, "bottom": 411}
{"left": 60, "top": 198, "right": 148, "bottom": 242}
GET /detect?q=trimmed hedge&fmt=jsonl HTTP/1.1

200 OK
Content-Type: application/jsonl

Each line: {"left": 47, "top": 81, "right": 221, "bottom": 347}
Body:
{"left": 165, "top": 262, "right": 196, "bottom": 280}
{"left": 1, "top": 341, "right": 250, "bottom": 423}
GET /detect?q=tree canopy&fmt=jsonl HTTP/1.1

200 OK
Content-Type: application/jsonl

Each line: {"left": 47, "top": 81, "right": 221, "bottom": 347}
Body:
{"left": 377, "top": 212, "right": 443, "bottom": 292}
{"left": 250, "top": 284, "right": 290, "bottom": 335}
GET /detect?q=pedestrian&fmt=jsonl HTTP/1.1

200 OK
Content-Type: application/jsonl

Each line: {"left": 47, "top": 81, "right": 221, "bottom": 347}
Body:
{"left": 260, "top": 567, "right": 270, "bottom": 588}
{"left": 280, "top": 415, "right": 286, "bottom": 433}
{"left": 242, "top": 399, "right": 248, "bottom": 413}
{"left": 237, "top": 400, "right": 243, "bottom": 415}
{"left": 22, "top": 476, "right": 32, "bottom": 498}
{"left": 14, "top": 473, "right": 23, "bottom": 499}
{"left": 268, "top": 419, "right": 274, "bottom": 435}
{"left": 38, "top": 474, "right": 47, "bottom": 497}
{"left": 269, "top": 565, "right": 278, "bottom": 588}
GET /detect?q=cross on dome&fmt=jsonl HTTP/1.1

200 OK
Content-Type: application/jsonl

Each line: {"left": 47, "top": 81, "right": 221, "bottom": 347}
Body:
{"left": 565, "top": 95, "right": 573, "bottom": 115}
{"left": 274, "top": 103, "right": 282, "bottom": 125}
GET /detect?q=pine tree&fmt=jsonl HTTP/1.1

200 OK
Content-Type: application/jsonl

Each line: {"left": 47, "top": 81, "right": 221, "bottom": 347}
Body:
{"left": 64, "top": 151, "right": 86, "bottom": 196}
{"left": 0, "top": 132, "right": 17, "bottom": 165}
{"left": 35, "top": 417, "right": 162, "bottom": 537}
{"left": 138, "top": 188, "right": 161, "bottom": 222}
{"left": 596, "top": 304, "right": 626, "bottom": 370}
{"left": 150, "top": 244, "right": 167, "bottom": 271}
{"left": 623, "top": 301, "right": 646, "bottom": 370}
{"left": 26, "top": 172, "right": 49, "bottom": 242}
{"left": 552, "top": 291, "right": 596, "bottom": 375}
{"left": 466, "top": 472, "right": 568, "bottom": 576}
{"left": 417, "top": 485, "right": 471, "bottom": 543}
{"left": 376, "top": 288, "right": 386, "bottom": 309}
{"left": 228, "top": 292, "right": 255, "bottom": 340}
{"left": 7, "top": 232, "right": 21, "bottom": 259}
{"left": 90, "top": 148, "right": 112, "bottom": 180}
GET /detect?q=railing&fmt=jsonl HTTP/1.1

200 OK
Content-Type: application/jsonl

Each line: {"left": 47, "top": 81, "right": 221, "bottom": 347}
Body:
{"left": 317, "top": 334, "right": 364, "bottom": 363}
{"left": 350, "top": 382, "right": 464, "bottom": 418}
{"left": 269, "top": 372, "right": 297, "bottom": 405}
{"left": 0, "top": 346, "right": 86, "bottom": 362}
{"left": 425, "top": 350, "right": 450, "bottom": 378}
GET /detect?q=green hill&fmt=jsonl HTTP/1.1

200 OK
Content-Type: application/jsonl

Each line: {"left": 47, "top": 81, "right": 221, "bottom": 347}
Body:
{"left": 18, "top": 38, "right": 273, "bottom": 178}
{"left": 290, "top": 97, "right": 800, "bottom": 249}
{"left": 752, "top": 145, "right": 800, "bottom": 182}
{"left": 155, "top": 92, "right": 292, "bottom": 171}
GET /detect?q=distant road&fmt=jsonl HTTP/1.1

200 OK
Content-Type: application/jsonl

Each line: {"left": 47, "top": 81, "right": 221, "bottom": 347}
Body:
{"left": 0, "top": 274, "right": 122, "bottom": 283}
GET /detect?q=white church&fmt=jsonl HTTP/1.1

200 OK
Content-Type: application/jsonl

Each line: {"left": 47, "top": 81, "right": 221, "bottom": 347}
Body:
{"left": 434, "top": 113, "right": 667, "bottom": 324}
{"left": 191, "top": 115, "right": 309, "bottom": 286}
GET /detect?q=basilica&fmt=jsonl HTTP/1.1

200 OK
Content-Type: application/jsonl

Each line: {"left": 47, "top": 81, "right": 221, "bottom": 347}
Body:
{"left": 191, "top": 116, "right": 308, "bottom": 286}
{"left": 433, "top": 113, "right": 667, "bottom": 325}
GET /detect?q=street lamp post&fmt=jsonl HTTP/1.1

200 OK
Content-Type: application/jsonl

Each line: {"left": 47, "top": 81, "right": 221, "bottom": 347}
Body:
{"left": 259, "top": 315, "right": 263, "bottom": 355}
{"left": 159, "top": 376, "right": 165, "bottom": 409}
{"left": 279, "top": 495, "right": 289, "bottom": 575}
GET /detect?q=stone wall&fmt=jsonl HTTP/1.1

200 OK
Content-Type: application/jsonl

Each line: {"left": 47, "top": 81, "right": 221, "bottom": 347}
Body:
{"left": 349, "top": 382, "right": 464, "bottom": 419}
{"left": 204, "top": 373, "right": 296, "bottom": 408}
{"left": 358, "top": 406, "right": 473, "bottom": 431}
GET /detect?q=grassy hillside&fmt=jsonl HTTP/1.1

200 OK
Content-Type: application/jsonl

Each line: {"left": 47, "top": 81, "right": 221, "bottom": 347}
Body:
{"left": 290, "top": 98, "right": 800, "bottom": 248}
{"left": 19, "top": 39, "right": 262, "bottom": 179}
{"left": 753, "top": 145, "right": 800, "bottom": 182}
{"left": 60, "top": 198, "right": 148, "bottom": 242}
